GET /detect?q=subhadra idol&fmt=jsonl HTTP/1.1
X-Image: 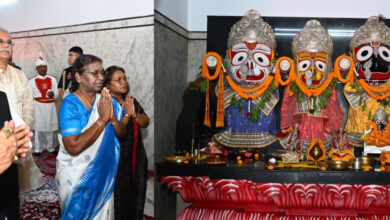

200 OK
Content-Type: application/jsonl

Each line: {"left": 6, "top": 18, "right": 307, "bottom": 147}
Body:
{"left": 342, "top": 16, "right": 390, "bottom": 154}
{"left": 201, "top": 10, "right": 279, "bottom": 148}
{"left": 274, "top": 20, "right": 344, "bottom": 158}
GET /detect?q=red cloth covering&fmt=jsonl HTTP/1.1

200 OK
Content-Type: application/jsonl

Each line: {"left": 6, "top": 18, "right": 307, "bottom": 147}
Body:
{"left": 35, "top": 77, "right": 52, "bottom": 98}
{"left": 280, "top": 86, "right": 343, "bottom": 142}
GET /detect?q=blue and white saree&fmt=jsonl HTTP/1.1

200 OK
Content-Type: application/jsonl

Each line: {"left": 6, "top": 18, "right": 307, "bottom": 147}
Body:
{"left": 56, "top": 94, "right": 122, "bottom": 220}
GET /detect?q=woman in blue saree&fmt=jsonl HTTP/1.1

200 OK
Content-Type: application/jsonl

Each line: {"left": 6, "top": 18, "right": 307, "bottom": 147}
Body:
{"left": 56, "top": 55, "right": 126, "bottom": 220}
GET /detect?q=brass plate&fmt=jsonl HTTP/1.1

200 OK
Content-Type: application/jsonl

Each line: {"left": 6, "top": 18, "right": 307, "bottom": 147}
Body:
{"left": 205, "top": 160, "right": 226, "bottom": 165}
{"left": 164, "top": 156, "right": 191, "bottom": 163}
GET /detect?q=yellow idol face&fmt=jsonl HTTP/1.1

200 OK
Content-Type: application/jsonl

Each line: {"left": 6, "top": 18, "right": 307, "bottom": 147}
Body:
{"left": 296, "top": 51, "right": 329, "bottom": 89}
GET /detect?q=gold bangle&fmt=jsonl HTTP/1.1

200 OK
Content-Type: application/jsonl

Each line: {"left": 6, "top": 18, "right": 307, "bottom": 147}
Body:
{"left": 124, "top": 113, "right": 130, "bottom": 118}
{"left": 110, "top": 120, "right": 117, "bottom": 125}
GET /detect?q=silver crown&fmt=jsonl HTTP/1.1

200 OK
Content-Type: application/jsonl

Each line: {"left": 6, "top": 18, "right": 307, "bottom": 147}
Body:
{"left": 292, "top": 20, "right": 333, "bottom": 56}
{"left": 227, "top": 9, "right": 276, "bottom": 50}
{"left": 350, "top": 16, "right": 390, "bottom": 49}
{"left": 373, "top": 107, "right": 388, "bottom": 122}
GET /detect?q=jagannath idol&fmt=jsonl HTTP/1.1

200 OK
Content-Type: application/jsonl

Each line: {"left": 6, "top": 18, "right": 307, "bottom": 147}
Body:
{"left": 201, "top": 9, "right": 279, "bottom": 148}
{"left": 274, "top": 20, "right": 344, "bottom": 155}
{"left": 342, "top": 16, "right": 390, "bottom": 151}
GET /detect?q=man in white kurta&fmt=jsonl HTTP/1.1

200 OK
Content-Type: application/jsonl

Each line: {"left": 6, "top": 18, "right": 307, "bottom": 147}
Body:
{"left": 28, "top": 56, "right": 59, "bottom": 154}
{"left": 0, "top": 28, "right": 44, "bottom": 196}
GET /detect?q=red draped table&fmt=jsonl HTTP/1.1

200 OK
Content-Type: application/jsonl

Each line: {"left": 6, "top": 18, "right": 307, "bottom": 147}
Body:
{"left": 157, "top": 162, "right": 390, "bottom": 219}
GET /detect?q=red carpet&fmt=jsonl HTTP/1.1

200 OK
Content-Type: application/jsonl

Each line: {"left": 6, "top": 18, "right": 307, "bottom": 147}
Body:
{"left": 20, "top": 151, "right": 61, "bottom": 219}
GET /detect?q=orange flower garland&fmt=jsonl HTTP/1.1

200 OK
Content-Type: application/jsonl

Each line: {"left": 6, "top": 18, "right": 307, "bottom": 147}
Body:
{"left": 307, "top": 139, "right": 326, "bottom": 162}
{"left": 294, "top": 70, "right": 335, "bottom": 97}
{"left": 275, "top": 57, "right": 295, "bottom": 87}
{"left": 274, "top": 56, "right": 335, "bottom": 97}
{"left": 358, "top": 79, "right": 390, "bottom": 100}
{"left": 202, "top": 52, "right": 222, "bottom": 80}
{"left": 201, "top": 52, "right": 225, "bottom": 127}
{"left": 225, "top": 74, "right": 274, "bottom": 100}
{"left": 365, "top": 122, "right": 390, "bottom": 146}
{"left": 334, "top": 55, "right": 355, "bottom": 85}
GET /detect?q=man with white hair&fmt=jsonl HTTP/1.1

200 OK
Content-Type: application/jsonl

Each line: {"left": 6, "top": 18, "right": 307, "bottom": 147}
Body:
{"left": 0, "top": 27, "right": 44, "bottom": 216}
{"left": 28, "top": 53, "right": 59, "bottom": 155}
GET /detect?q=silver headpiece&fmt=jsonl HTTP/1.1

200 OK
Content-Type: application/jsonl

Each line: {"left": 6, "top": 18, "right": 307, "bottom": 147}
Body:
{"left": 292, "top": 20, "right": 333, "bottom": 56}
{"left": 227, "top": 9, "right": 276, "bottom": 50}
{"left": 350, "top": 16, "right": 390, "bottom": 49}
{"left": 373, "top": 107, "right": 388, "bottom": 122}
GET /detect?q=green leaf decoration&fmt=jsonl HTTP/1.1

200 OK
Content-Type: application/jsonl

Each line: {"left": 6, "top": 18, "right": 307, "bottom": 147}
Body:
{"left": 231, "top": 94, "right": 237, "bottom": 108}
{"left": 200, "top": 79, "right": 207, "bottom": 93}
{"left": 239, "top": 101, "right": 243, "bottom": 112}
{"left": 352, "top": 78, "right": 359, "bottom": 90}
{"left": 362, "top": 101, "right": 367, "bottom": 111}
{"left": 359, "top": 95, "right": 363, "bottom": 106}
{"left": 368, "top": 111, "right": 372, "bottom": 120}
{"left": 330, "top": 78, "right": 338, "bottom": 87}
{"left": 269, "top": 80, "right": 277, "bottom": 93}
{"left": 290, "top": 82, "right": 299, "bottom": 93}
{"left": 297, "top": 90, "right": 304, "bottom": 104}
{"left": 324, "top": 87, "right": 332, "bottom": 98}
{"left": 319, "top": 95, "right": 327, "bottom": 109}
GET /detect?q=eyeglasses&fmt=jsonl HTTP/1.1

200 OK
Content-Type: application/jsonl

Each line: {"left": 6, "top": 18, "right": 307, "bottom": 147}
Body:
{"left": 111, "top": 77, "right": 129, "bottom": 83}
{"left": 0, "top": 39, "right": 14, "bottom": 46}
{"left": 87, "top": 71, "right": 104, "bottom": 78}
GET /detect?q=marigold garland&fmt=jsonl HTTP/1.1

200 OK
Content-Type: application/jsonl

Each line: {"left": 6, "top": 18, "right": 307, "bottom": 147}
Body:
{"left": 225, "top": 74, "right": 274, "bottom": 100}
{"left": 202, "top": 52, "right": 222, "bottom": 80}
{"left": 307, "top": 139, "right": 326, "bottom": 162}
{"left": 275, "top": 57, "right": 295, "bottom": 87}
{"left": 274, "top": 56, "right": 335, "bottom": 97}
{"left": 201, "top": 52, "right": 224, "bottom": 127}
{"left": 358, "top": 79, "right": 390, "bottom": 100}
{"left": 365, "top": 122, "right": 390, "bottom": 146}
{"left": 334, "top": 55, "right": 355, "bottom": 85}
{"left": 294, "top": 70, "right": 335, "bottom": 97}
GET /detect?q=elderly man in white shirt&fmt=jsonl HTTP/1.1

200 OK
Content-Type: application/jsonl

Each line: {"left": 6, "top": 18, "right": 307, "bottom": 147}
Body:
{"left": 0, "top": 28, "right": 44, "bottom": 201}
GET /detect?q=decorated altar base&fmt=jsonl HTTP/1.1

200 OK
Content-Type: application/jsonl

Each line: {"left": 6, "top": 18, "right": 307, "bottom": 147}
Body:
{"left": 162, "top": 176, "right": 390, "bottom": 219}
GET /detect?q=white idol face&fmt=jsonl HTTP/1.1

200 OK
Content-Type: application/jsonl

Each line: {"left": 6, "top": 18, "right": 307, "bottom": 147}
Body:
{"left": 229, "top": 42, "right": 274, "bottom": 84}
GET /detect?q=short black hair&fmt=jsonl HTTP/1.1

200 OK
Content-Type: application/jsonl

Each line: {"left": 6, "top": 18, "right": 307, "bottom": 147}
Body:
{"left": 69, "top": 46, "right": 83, "bottom": 55}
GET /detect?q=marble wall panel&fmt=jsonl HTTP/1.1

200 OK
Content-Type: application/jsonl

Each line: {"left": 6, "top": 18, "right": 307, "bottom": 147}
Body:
{"left": 154, "top": 14, "right": 189, "bottom": 219}
{"left": 187, "top": 38, "right": 206, "bottom": 83}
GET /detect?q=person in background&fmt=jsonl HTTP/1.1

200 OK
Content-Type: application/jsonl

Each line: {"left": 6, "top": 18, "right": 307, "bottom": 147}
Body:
{"left": 28, "top": 53, "right": 59, "bottom": 156}
{"left": 57, "top": 46, "right": 83, "bottom": 99}
{"left": 103, "top": 65, "right": 149, "bottom": 220}
{"left": 0, "top": 90, "right": 34, "bottom": 220}
{"left": 0, "top": 27, "right": 44, "bottom": 204}
{"left": 56, "top": 55, "right": 126, "bottom": 219}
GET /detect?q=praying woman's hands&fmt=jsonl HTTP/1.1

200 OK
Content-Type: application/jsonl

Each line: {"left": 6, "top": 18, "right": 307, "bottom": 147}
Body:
{"left": 98, "top": 87, "right": 113, "bottom": 123}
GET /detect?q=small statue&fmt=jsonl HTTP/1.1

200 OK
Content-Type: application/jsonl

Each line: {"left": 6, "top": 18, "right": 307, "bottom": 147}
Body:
{"left": 362, "top": 107, "right": 390, "bottom": 152}
{"left": 328, "top": 132, "right": 354, "bottom": 162}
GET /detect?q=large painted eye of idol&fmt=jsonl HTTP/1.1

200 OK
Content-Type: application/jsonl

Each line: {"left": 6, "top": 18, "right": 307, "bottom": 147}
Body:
{"left": 297, "top": 51, "right": 328, "bottom": 89}
{"left": 353, "top": 42, "right": 390, "bottom": 86}
{"left": 229, "top": 42, "right": 274, "bottom": 83}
